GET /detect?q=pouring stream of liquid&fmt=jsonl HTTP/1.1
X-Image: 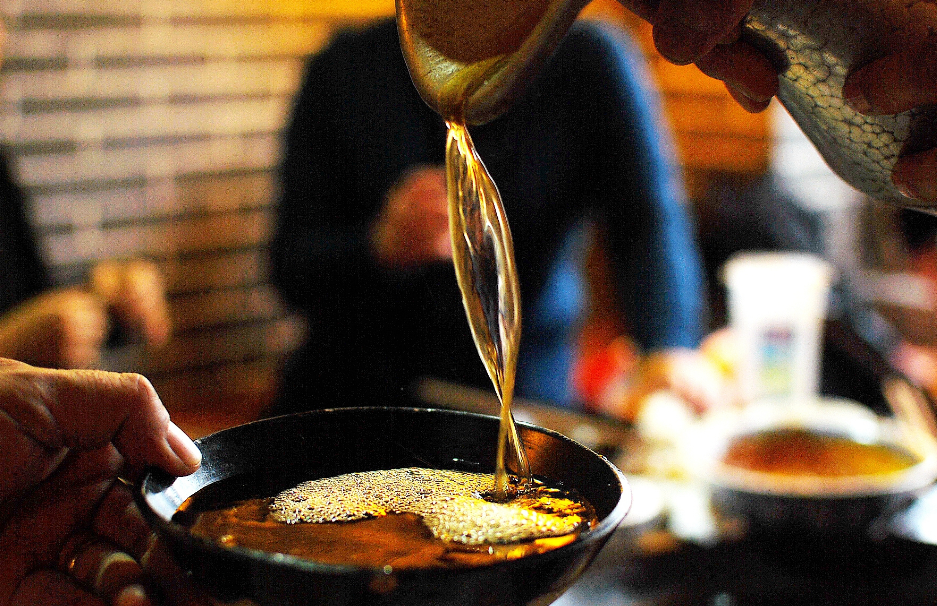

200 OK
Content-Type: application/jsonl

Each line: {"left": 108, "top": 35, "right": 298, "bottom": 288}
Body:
{"left": 446, "top": 118, "right": 530, "bottom": 498}
{"left": 397, "top": 0, "right": 560, "bottom": 498}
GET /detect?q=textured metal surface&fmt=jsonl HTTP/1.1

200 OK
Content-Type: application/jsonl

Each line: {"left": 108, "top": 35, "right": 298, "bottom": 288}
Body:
{"left": 743, "top": 0, "right": 937, "bottom": 208}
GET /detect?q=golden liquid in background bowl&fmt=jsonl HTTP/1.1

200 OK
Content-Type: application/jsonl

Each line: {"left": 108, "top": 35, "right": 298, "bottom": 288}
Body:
{"left": 722, "top": 428, "right": 920, "bottom": 478}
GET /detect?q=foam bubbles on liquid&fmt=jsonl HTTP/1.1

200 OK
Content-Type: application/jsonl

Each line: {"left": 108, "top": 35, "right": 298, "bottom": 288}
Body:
{"left": 269, "top": 467, "right": 587, "bottom": 545}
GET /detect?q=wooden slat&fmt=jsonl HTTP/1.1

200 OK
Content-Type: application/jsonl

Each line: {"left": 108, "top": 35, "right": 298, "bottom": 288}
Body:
{"left": 675, "top": 132, "right": 771, "bottom": 173}
{"left": 161, "top": 249, "right": 268, "bottom": 294}
{"left": 145, "top": 315, "right": 303, "bottom": 374}
{"left": 665, "top": 94, "right": 771, "bottom": 139}
{"left": 41, "top": 207, "right": 272, "bottom": 265}
{"left": 2, "top": 58, "right": 304, "bottom": 103}
{"left": 9, "top": 0, "right": 389, "bottom": 24}
{"left": 8, "top": 106, "right": 286, "bottom": 164}
{"left": 174, "top": 170, "right": 275, "bottom": 215}
{"left": 168, "top": 284, "right": 283, "bottom": 332}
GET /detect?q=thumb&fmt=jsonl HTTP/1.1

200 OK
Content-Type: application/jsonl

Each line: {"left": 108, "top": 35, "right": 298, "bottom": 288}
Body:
{"left": 0, "top": 360, "right": 201, "bottom": 480}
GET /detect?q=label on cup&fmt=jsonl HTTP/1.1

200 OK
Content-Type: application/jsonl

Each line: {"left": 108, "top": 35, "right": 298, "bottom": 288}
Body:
{"left": 758, "top": 326, "right": 795, "bottom": 398}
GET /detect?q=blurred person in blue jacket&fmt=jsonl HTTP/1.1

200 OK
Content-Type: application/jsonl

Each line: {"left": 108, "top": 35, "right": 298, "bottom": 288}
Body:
{"left": 269, "top": 18, "right": 723, "bottom": 420}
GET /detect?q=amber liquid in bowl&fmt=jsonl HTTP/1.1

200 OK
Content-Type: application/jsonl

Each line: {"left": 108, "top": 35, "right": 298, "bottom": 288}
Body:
{"left": 722, "top": 428, "right": 920, "bottom": 477}
{"left": 174, "top": 469, "right": 597, "bottom": 571}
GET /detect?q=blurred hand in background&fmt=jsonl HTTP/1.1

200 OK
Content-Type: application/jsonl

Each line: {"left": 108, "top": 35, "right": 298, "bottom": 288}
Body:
{"left": 0, "top": 259, "right": 170, "bottom": 370}
{"left": 371, "top": 165, "right": 452, "bottom": 269}
{"left": 574, "top": 330, "right": 737, "bottom": 423}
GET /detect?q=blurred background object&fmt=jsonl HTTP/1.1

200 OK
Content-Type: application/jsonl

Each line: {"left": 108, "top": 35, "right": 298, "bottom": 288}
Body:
{"left": 1, "top": 0, "right": 764, "bottom": 437}
{"left": 721, "top": 250, "right": 833, "bottom": 405}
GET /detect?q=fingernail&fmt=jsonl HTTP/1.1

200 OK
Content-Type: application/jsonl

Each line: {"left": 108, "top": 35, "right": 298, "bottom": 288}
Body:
{"left": 167, "top": 421, "right": 201, "bottom": 470}
{"left": 653, "top": 20, "right": 709, "bottom": 65}
{"left": 893, "top": 171, "right": 920, "bottom": 200}
{"left": 843, "top": 81, "right": 873, "bottom": 114}
{"left": 726, "top": 83, "right": 772, "bottom": 113}
{"left": 114, "top": 585, "right": 149, "bottom": 606}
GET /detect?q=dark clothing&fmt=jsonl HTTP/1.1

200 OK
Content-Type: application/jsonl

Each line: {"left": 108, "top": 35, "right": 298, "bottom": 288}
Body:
{"left": 270, "top": 19, "right": 705, "bottom": 413}
{"left": 0, "top": 150, "right": 50, "bottom": 316}
{"left": 898, "top": 207, "right": 937, "bottom": 253}
{"left": 698, "top": 174, "right": 826, "bottom": 328}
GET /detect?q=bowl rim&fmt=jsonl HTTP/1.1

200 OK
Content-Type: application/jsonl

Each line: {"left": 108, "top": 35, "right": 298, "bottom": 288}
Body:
{"left": 686, "top": 398, "right": 937, "bottom": 499}
{"left": 135, "top": 406, "right": 633, "bottom": 578}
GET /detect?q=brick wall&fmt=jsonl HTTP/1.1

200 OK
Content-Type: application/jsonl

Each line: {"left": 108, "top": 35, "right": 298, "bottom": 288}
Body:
{"left": 0, "top": 0, "right": 774, "bottom": 434}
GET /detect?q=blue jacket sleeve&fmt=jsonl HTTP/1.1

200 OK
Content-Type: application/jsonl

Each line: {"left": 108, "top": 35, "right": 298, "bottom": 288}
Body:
{"left": 571, "top": 21, "right": 706, "bottom": 351}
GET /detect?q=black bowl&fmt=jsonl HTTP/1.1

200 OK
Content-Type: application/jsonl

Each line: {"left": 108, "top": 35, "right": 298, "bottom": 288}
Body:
{"left": 688, "top": 399, "right": 937, "bottom": 539}
{"left": 136, "top": 406, "right": 631, "bottom": 606}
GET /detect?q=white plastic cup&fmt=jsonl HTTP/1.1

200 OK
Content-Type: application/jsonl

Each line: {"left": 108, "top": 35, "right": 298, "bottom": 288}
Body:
{"left": 722, "top": 251, "right": 834, "bottom": 405}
